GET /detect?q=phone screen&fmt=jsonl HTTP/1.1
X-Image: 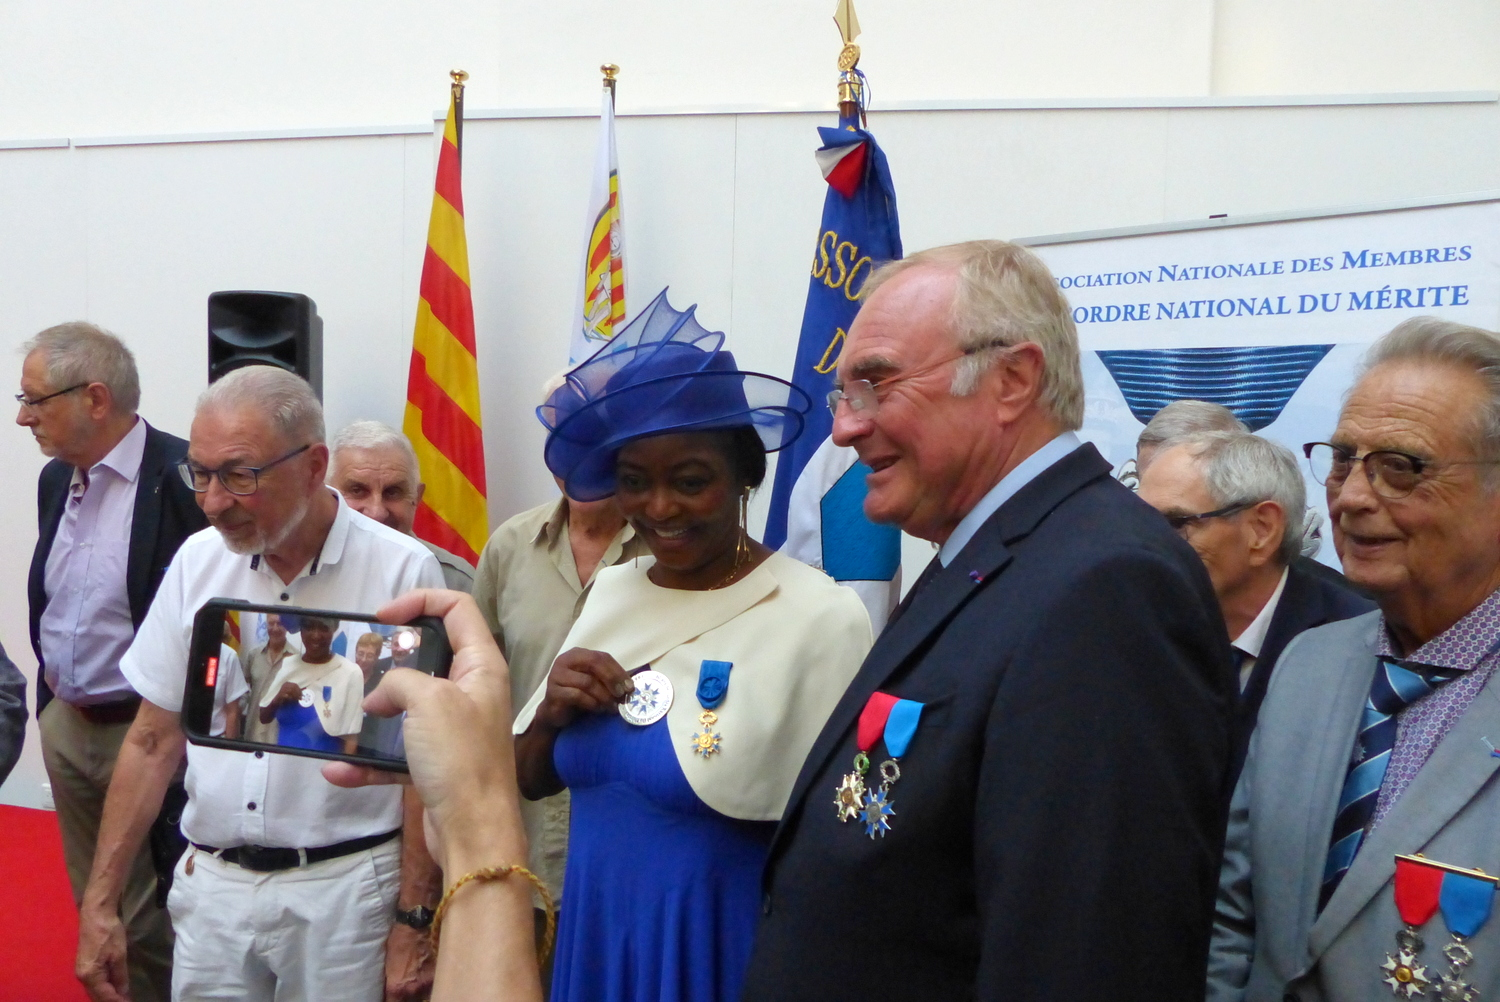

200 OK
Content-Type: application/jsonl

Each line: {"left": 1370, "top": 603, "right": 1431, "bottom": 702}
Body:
{"left": 182, "top": 599, "right": 451, "bottom": 772}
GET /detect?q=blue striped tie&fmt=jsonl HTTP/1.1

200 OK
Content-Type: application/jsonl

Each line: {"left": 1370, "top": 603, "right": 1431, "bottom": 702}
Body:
{"left": 1320, "top": 656, "right": 1462, "bottom": 911}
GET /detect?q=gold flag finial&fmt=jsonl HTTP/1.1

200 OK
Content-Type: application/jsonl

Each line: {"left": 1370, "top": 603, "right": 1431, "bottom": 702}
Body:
{"left": 450, "top": 69, "right": 469, "bottom": 87}
{"left": 834, "top": 0, "right": 863, "bottom": 122}
{"left": 601, "top": 64, "right": 620, "bottom": 104}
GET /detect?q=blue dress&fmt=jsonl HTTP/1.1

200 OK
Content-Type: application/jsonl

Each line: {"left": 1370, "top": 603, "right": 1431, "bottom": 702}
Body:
{"left": 550, "top": 710, "right": 775, "bottom": 1002}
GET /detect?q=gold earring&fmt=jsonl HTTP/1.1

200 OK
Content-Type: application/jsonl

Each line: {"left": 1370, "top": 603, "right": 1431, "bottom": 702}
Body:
{"left": 737, "top": 490, "right": 750, "bottom": 567}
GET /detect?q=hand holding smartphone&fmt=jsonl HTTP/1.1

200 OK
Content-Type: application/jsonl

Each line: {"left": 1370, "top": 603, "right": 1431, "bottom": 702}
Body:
{"left": 183, "top": 598, "right": 453, "bottom": 772}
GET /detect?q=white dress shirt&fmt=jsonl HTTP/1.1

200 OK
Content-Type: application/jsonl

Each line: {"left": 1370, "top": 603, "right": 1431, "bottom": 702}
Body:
{"left": 122, "top": 489, "right": 444, "bottom": 848}
{"left": 40, "top": 417, "right": 146, "bottom": 704}
{"left": 1231, "top": 567, "right": 1289, "bottom": 692}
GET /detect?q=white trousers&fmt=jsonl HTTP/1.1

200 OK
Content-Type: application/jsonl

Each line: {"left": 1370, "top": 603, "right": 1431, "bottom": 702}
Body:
{"left": 166, "top": 837, "right": 401, "bottom": 1002}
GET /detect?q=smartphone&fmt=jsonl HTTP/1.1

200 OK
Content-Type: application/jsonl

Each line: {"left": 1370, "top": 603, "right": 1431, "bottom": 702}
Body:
{"left": 182, "top": 598, "right": 452, "bottom": 772}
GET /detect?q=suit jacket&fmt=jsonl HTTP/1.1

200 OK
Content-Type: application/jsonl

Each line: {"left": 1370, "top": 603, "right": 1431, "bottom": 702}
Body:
{"left": 28, "top": 422, "right": 207, "bottom": 716}
{"left": 0, "top": 640, "right": 26, "bottom": 784}
{"left": 741, "top": 444, "right": 1236, "bottom": 1002}
{"left": 1207, "top": 610, "right": 1500, "bottom": 1002}
{"left": 1231, "top": 560, "right": 1375, "bottom": 782}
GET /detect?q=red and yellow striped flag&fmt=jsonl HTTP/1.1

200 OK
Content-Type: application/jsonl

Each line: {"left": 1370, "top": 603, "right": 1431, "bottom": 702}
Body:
{"left": 404, "top": 72, "right": 487, "bottom": 564}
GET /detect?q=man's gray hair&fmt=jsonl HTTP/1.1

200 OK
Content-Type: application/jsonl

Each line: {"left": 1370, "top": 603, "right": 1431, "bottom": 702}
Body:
{"left": 329, "top": 419, "right": 421, "bottom": 490}
{"left": 196, "top": 366, "right": 324, "bottom": 446}
{"left": 22, "top": 321, "right": 141, "bottom": 415}
{"left": 1360, "top": 316, "right": 1500, "bottom": 464}
{"left": 861, "top": 240, "right": 1084, "bottom": 430}
{"left": 1138, "top": 399, "right": 1247, "bottom": 449}
{"left": 1173, "top": 431, "right": 1306, "bottom": 566}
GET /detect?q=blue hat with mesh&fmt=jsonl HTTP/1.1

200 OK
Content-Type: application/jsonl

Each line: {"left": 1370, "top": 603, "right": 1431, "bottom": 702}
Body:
{"left": 538, "top": 288, "right": 811, "bottom": 501}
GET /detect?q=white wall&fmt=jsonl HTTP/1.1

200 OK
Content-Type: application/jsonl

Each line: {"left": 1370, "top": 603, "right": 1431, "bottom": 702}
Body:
{"left": 4, "top": 0, "right": 1500, "bottom": 809}
{"left": 3, "top": 1, "right": 1500, "bottom": 141}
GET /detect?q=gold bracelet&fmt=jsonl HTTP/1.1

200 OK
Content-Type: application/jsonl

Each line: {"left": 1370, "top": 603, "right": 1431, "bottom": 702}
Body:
{"left": 431, "top": 864, "right": 557, "bottom": 965}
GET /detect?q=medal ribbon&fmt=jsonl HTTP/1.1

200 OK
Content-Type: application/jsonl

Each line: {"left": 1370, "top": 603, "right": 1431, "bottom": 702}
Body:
{"left": 1440, "top": 872, "right": 1497, "bottom": 938}
{"left": 855, "top": 691, "right": 924, "bottom": 756}
{"left": 696, "top": 660, "right": 733, "bottom": 709}
{"left": 1394, "top": 857, "right": 1444, "bottom": 927}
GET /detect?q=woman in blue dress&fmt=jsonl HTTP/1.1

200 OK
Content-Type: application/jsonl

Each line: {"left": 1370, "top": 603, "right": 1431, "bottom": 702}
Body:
{"left": 513, "top": 291, "right": 873, "bottom": 1002}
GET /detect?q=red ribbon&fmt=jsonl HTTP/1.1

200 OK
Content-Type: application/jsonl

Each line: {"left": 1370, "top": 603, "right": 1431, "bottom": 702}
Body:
{"left": 856, "top": 692, "right": 900, "bottom": 753}
{"left": 1395, "top": 857, "right": 1445, "bottom": 927}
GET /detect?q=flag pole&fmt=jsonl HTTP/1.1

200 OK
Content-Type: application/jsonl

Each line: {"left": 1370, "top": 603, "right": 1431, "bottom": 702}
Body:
{"left": 449, "top": 69, "right": 468, "bottom": 160}
{"left": 602, "top": 63, "right": 619, "bottom": 107}
{"left": 833, "top": 0, "right": 864, "bottom": 126}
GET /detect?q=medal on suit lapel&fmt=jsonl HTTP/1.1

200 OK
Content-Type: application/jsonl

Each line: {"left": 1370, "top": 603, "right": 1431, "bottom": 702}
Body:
{"left": 689, "top": 660, "right": 732, "bottom": 758}
{"left": 1386, "top": 855, "right": 1499, "bottom": 1001}
{"left": 836, "top": 693, "right": 895, "bottom": 823}
{"left": 834, "top": 692, "right": 925, "bottom": 836}
{"left": 1435, "top": 863, "right": 1496, "bottom": 1002}
{"left": 1385, "top": 856, "right": 1441, "bottom": 997}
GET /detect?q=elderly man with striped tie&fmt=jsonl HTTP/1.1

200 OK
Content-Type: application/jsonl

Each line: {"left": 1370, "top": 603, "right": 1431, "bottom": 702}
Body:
{"left": 1208, "top": 317, "right": 1500, "bottom": 1002}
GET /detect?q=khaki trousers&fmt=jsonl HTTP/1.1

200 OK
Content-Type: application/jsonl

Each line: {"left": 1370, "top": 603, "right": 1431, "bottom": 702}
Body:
{"left": 40, "top": 698, "right": 174, "bottom": 1002}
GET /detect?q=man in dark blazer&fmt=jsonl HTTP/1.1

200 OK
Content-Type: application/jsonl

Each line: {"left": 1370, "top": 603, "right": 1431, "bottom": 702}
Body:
{"left": 741, "top": 241, "right": 1236, "bottom": 1001}
{"left": 20, "top": 322, "right": 205, "bottom": 1002}
{"left": 1137, "top": 431, "right": 1374, "bottom": 782}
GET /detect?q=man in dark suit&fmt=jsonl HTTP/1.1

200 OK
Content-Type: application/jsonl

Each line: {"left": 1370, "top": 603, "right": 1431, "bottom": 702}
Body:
{"left": 741, "top": 241, "right": 1235, "bottom": 1001}
{"left": 1137, "top": 431, "right": 1374, "bottom": 782}
{"left": 19, "top": 321, "right": 206, "bottom": 1002}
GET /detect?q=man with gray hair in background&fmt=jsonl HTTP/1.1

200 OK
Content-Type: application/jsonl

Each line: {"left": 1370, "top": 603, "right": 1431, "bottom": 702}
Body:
{"left": 1135, "top": 398, "right": 1248, "bottom": 472}
{"left": 75, "top": 366, "right": 445, "bottom": 1002}
{"left": 17, "top": 321, "right": 207, "bottom": 1002}
{"left": 328, "top": 419, "right": 474, "bottom": 593}
{"left": 1137, "top": 431, "right": 1372, "bottom": 783}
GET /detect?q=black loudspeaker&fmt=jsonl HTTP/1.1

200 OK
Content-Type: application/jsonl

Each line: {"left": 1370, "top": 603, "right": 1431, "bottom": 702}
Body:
{"left": 207, "top": 291, "right": 323, "bottom": 400}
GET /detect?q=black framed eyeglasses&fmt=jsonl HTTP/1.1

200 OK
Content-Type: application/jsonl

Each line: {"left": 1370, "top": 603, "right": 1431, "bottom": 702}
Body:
{"left": 1162, "top": 500, "right": 1257, "bottom": 534}
{"left": 1303, "top": 441, "right": 1500, "bottom": 500}
{"left": 178, "top": 444, "right": 312, "bottom": 496}
{"left": 15, "top": 383, "right": 88, "bottom": 409}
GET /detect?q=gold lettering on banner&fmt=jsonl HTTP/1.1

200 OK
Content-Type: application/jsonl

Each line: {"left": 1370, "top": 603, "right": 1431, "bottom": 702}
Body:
{"left": 826, "top": 240, "right": 855, "bottom": 290}
{"left": 814, "top": 328, "right": 846, "bottom": 374}
{"left": 812, "top": 230, "right": 838, "bottom": 280}
{"left": 844, "top": 256, "right": 873, "bottom": 301}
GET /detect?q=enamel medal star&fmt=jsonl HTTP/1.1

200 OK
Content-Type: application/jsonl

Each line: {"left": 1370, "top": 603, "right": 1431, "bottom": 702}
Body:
{"left": 860, "top": 788, "right": 895, "bottom": 839}
{"left": 834, "top": 772, "right": 866, "bottom": 822}
{"left": 1382, "top": 949, "right": 1431, "bottom": 998}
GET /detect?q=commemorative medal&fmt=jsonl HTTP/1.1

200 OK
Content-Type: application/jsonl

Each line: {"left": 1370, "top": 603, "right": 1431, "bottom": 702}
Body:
{"left": 320, "top": 685, "right": 333, "bottom": 719}
{"left": 1387, "top": 854, "right": 1499, "bottom": 1001}
{"left": 689, "top": 661, "right": 732, "bottom": 758}
{"left": 619, "top": 669, "right": 673, "bottom": 726}
{"left": 835, "top": 692, "right": 925, "bottom": 837}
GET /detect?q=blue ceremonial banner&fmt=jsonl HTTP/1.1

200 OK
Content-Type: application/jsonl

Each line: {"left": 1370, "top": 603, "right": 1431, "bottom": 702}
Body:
{"left": 766, "top": 109, "right": 904, "bottom": 629}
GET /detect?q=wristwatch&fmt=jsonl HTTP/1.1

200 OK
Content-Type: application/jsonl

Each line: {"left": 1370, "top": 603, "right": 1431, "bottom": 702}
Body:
{"left": 394, "top": 904, "right": 436, "bottom": 930}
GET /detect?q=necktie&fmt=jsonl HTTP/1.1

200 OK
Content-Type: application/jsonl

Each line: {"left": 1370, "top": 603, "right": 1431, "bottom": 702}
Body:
{"left": 885, "top": 555, "right": 944, "bottom": 629}
{"left": 1320, "top": 656, "right": 1462, "bottom": 910}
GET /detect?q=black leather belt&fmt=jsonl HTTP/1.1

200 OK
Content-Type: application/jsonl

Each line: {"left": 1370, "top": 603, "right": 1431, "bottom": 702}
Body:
{"left": 191, "top": 828, "right": 400, "bottom": 872}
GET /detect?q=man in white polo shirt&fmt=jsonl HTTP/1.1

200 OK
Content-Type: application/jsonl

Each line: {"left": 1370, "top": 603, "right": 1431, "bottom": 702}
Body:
{"left": 74, "top": 366, "right": 446, "bottom": 1002}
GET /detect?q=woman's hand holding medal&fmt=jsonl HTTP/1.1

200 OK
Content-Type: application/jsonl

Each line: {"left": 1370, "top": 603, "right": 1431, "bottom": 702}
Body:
{"left": 535, "top": 648, "right": 636, "bottom": 730}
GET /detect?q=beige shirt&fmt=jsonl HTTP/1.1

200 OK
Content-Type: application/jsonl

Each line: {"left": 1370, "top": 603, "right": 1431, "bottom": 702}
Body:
{"left": 472, "top": 498, "right": 646, "bottom": 899}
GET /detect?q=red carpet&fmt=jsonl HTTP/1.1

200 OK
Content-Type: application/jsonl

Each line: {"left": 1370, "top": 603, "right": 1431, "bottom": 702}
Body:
{"left": 0, "top": 805, "right": 90, "bottom": 1001}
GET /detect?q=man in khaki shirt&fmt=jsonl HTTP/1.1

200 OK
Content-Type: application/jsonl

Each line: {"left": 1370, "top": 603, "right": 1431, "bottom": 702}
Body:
{"left": 472, "top": 493, "right": 646, "bottom": 906}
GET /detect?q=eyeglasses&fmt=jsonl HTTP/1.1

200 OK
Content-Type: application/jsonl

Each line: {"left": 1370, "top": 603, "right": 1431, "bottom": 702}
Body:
{"left": 15, "top": 383, "right": 88, "bottom": 409}
{"left": 1303, "top": 442, "right": 1500, "bottom": 500}
{"left": 826, "top": 341, "right": 1011, "bottom": 418}
{"left": 178, "top": 444, "right": 312, "bottom": 496}
{"left": 1162, "top": 500, "right": 1257, "bottom": 535}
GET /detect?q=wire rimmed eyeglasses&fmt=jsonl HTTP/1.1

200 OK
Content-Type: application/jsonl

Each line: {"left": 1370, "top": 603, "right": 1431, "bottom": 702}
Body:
{"left": 1303, "top": 441, "right": 1500, "bottom": 500}
{"left": 15, "top": 383, "right": 88, "bottom": 409}
{"left": 826, "top": 340, "right": 1013, "bottom": 418}
{"left": 178, "top": 444, "right": 312, "bottom": 496}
